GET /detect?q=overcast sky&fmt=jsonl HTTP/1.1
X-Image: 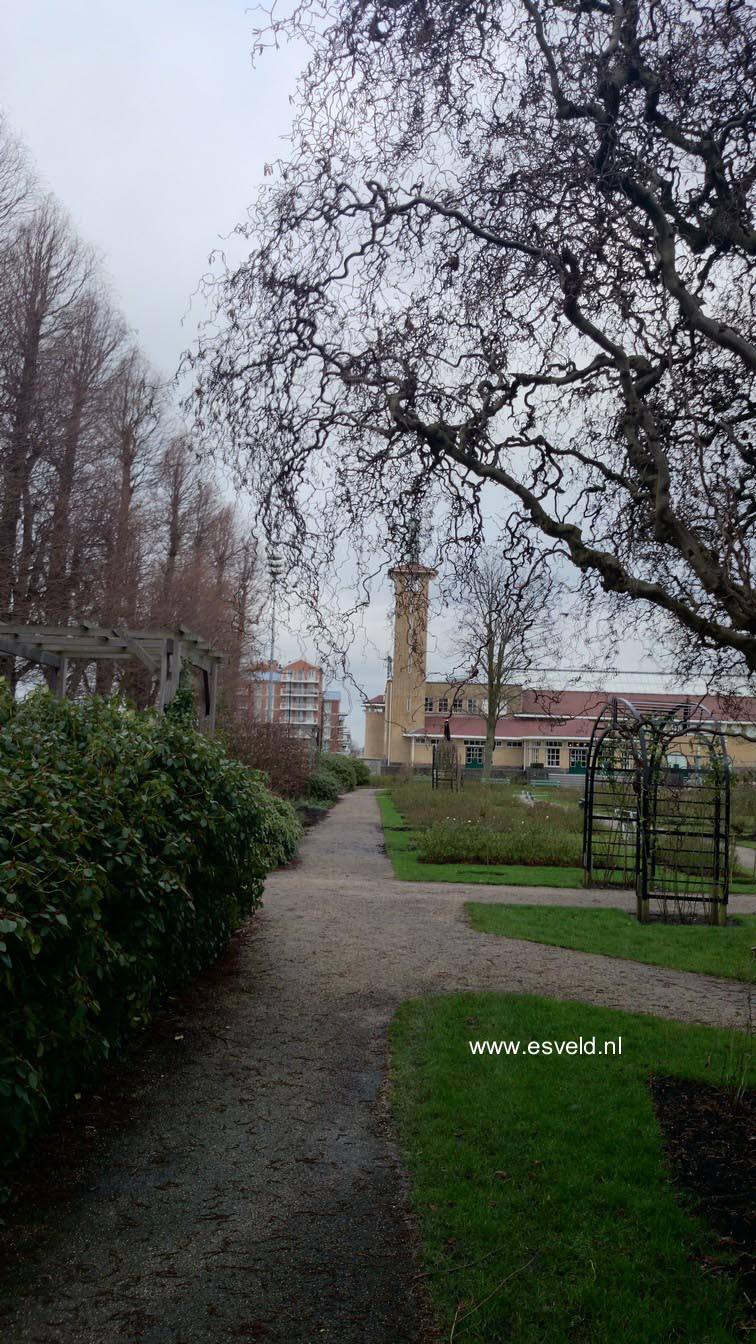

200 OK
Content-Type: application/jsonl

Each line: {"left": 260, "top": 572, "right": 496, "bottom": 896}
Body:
{"left": 0, "top": 0, "right": 401, "bottom": 739}
{"left": 1, "top": 2, "right": 677, "bottom": 744}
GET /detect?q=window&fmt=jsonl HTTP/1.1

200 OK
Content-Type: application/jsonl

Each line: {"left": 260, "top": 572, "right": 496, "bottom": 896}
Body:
{"left": 467, "top": 698, "right": 478, "bottom": 713}
{"left": 438, "top": 697, "right": 448, "bottom": 713}
{"left": 452, "top": 696, "right": 463, "bottom": 712}
{"left": 569, "top": 746, "right": 588, "bottom": 768}
{"left": 546, "top": 746, "right": 561, "bottom": 768}
{"left": 465, "top": 743, "right": 484, "bottom": 766}
{"left": 424, "top": 697, "right": 434, "bottom": 712}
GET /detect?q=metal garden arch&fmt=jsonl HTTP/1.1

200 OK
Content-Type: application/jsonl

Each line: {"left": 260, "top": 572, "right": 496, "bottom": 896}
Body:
{"left": 583, "top": 698, "right": 730, "bottom": 924}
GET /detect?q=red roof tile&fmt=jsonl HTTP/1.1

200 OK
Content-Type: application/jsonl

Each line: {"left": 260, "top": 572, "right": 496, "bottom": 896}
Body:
{"left": 518, "top": 688, "right": 756, "bottom": 722}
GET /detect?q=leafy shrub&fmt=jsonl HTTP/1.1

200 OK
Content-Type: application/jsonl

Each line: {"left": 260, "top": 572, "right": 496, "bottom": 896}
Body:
{"left": 319, "top": 752, "right": 357, "bottom": 791}
{"left": 351, "top": 759, "right": 372, "bottom": 786}
{"left": 0, "top": 687, "right": 301, "bottom": 1169}
{"left": 307, "top": 765, "right": 342, "bottom": 803}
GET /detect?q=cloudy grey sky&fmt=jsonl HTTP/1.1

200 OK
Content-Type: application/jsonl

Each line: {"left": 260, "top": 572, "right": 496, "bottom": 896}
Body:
{"left": 1, "top": 0, "right": 401, "bottom": 740}
{"left": 1, "top": 2, "right": 677, "bottom": 743}
{"left": 2, "top": 1, "right": 293, "bottom": 370}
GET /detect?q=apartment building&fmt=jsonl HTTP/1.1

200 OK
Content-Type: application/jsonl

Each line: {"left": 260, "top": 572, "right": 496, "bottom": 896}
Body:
{"left": 248, "top": 659, "right": 347, "bottom": 750}
{"left": 322, "top": 688, "right": 348, "bottom": 753}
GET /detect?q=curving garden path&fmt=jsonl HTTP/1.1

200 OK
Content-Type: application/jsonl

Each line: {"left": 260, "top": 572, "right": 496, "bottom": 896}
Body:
{"left": 1, "top": 790, "right": 752, "bottom": 1344}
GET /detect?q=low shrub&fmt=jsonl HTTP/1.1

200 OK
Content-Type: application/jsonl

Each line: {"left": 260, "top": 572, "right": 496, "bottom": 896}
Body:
{"left": 416, "top": 819, "right": 583, "bottom": 867}
{"left": 396, "top": 782, "right": 584, "bottom": 869}
{"left": 0, "top": 687, "right": 301, "bottom": 1170}
{"left": 295, "top": 799, "right": 332, "bottom": 827}
{"left": 319, "top": 753, "right": 357, "bottom": 791}
{"left": 307, "top": 766, "right": 342, "bottom": 804}
{"left": 351, "top": 758, "right": 372, "bottom": 786}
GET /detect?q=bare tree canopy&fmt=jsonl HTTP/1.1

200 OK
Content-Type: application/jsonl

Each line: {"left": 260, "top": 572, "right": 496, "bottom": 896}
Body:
{"left": 191, "top": 0, "right": 756, "bottom": 678}
{"left": 449, "top": 547, "right": 556, "bottom": 773}
{"left": 0, "top": 117, "right": 265, "bottom": 698}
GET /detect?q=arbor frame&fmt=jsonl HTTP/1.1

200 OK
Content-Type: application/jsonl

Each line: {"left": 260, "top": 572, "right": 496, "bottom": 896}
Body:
{"left": 0, "top": 622, "right": 224, "bottom": 734}
{"left": 583, "top": 698, "right": 731, "bottom": 924}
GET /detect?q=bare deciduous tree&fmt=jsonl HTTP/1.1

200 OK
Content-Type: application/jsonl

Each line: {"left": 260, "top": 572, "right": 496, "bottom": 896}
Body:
{"left": 0, "top": 121, "right": 266, "bottom": 701}
{"left": 450, "top": 549, "right": 556, "bottom": 774}
{"left": 191, "top": 0, "right": 756, "bottom": 683}
{"left": 0, "top": 200, "right": 89, "bottom": 621}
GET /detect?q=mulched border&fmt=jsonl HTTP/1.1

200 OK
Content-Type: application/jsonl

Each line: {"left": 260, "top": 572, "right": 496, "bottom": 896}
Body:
{"left": 650, "top": 1074, "right": 756, "bottom": 1329}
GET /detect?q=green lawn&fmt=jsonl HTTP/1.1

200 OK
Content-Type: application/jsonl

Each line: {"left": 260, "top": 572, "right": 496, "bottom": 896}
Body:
{"left": 467, "top": 903, "right": 756, "bottom": 981}
{"left": 391, "top": 993, "right": 754, "bottom": 1343}
{"left": 378, "top": 792, "right": 585, "bottom": 887}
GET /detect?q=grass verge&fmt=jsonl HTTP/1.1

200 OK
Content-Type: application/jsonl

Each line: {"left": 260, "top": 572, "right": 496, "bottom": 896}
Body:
{"left": 391, "top": 993, "right": 754, "bottom": 1343}
{"left": 467, "top": 903, "right": 756, "bottom": 982}
{"left": 378, "top": 792, "right": 584, "bottom": 888}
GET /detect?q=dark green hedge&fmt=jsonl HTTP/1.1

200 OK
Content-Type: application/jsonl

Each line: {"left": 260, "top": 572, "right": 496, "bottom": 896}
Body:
{"left": 0, "top": 687, "right": 301, "bottom": 1170}
{"left": 307, "top": 765, "right": 342, "bottom": 803}
{"left": 319, "top": 753, "right": 357, "bottom": 791}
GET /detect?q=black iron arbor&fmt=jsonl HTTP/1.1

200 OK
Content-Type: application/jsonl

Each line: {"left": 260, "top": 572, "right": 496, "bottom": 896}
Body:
{"left": 583, "top": 699, "right": 730, "bottom": 924}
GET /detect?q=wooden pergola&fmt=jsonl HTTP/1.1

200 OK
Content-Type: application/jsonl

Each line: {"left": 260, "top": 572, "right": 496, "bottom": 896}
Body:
{"left": 0, "top": 623, "right": 224, "bottom": 734}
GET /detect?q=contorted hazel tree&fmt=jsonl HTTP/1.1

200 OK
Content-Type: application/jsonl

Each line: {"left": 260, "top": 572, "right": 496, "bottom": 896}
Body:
{"left": 191, "top": 0, "right": 756, "bottom": 677}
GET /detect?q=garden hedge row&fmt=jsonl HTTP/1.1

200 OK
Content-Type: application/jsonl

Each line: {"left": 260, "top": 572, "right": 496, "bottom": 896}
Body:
{"left": 0, "top": 686, "right": 301, "bottom": 1170}
{"left": 317, "top": 753, "right": 371, "bottom": 791}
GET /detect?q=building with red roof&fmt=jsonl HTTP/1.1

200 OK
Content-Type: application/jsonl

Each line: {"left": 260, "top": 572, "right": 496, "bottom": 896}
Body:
{"left": 362, "top": 570, "right": 756, "bottom": 772}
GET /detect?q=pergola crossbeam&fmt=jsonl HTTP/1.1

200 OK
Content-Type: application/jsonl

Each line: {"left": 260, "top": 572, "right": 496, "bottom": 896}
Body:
{"left": 0, "top": 636, "right": 62, "bottom": 671}
{"left": 0, "top": 622, "right": 225, "bottom": 735}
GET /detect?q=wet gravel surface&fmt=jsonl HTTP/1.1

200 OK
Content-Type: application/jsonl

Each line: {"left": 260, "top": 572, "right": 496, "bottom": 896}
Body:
{"left": 1, "top": 790, "right": 752, "bottom": 1344}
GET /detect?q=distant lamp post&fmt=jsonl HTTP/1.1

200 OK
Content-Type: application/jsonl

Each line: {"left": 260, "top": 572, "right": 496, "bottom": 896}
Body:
{"left": 266, "top": 543, "right": 285, "bottom": 723}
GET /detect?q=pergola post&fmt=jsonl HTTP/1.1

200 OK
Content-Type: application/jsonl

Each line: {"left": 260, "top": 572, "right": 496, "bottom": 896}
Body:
{"left": 207, "top": 661, "right": 218, "bottom": 736}
{"left": 157, "top": 637, "right": 182, "bottom": 710}
{"left": 52, "top": 656, "right": 68, "bottom": 699}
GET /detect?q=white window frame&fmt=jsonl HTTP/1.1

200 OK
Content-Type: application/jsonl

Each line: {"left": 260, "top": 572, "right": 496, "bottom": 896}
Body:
{"left": 546, "top": 745, "right": 561, "bottom": 768}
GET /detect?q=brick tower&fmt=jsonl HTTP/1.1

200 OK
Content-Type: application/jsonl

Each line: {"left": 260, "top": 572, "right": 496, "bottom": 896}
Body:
{"left": 384, "top": 563, "right": 437, "bottom": 763}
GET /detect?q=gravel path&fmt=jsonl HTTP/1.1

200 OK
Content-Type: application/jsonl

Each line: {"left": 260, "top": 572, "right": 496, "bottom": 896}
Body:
{"left": 1, "top": 790, "right": 752, "bottom": 1344}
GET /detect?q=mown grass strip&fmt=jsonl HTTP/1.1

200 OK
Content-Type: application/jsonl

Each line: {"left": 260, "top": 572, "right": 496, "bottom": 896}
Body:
{"left": 391, "top": 993, "right": 754, "bottom": 1343}
{"left": 467, "top": 903, "right": 756, "bottom": 982}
